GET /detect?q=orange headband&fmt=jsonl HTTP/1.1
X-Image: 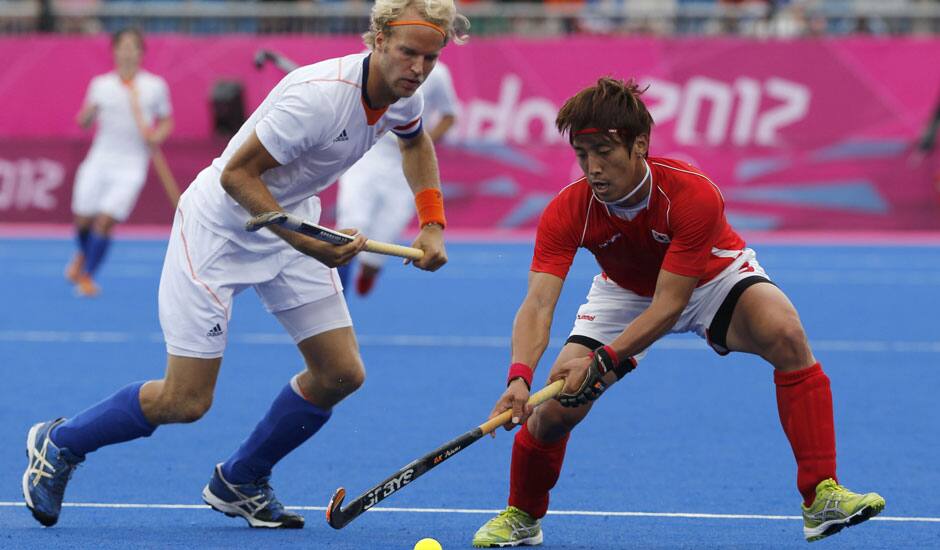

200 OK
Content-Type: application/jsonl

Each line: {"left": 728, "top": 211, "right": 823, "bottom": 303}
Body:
{"left": 388, "top": 20, "right": 446, "bottom": 38}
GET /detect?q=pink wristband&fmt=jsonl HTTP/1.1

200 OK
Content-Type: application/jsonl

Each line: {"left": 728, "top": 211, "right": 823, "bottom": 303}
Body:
{"left": 507, "top": 362, "right": 533, "bottom": 389}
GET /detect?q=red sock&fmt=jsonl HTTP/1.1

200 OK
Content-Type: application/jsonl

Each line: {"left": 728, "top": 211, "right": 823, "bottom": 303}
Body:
{"left": 508, "top": 423, "right": 569, "bottom": 519}
{"left": 774, "top": 363, "right": 837, "bottom": 506}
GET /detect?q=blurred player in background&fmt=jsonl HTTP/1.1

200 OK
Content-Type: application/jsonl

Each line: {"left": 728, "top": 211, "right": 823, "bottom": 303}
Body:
{"left": 24, "top": 0, "right": 466, "bottom": 529}
{"left": 472, "top": 77, "right": 885, "bottom": 547}
{"left": 336, "top": 59, "right": 459, "bottom": 296}
{"left": 66, "top": 28, "right": 174, "bottom": 297}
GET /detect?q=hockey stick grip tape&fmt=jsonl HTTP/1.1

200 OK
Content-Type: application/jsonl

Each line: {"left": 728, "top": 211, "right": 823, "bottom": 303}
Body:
{"left": 364, "top": 240, "right": 424, "bottom": 260}
{"left": 477, "top": 379, "right": 565, "bottom": 435}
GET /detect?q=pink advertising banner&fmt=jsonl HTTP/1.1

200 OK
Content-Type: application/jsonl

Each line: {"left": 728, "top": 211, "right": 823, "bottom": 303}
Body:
{"left": 1, "top": 35, "right": 939, "bottom": 233}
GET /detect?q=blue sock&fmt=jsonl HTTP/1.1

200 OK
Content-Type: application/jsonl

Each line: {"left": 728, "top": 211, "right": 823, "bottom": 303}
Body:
{"left": 337, "top": 263, "right": 353, "bottom": 292}
{"left": 77, "top": 228, "right": 91, "bottom": 256}
{"left": 50, "top": 382, "right": 156, "bottom": 458}
{"left": 222, "top": 381, "right": 331, "bottom": 484}
{"left": 84, "top": 231, "right": 111, "bottom": 276}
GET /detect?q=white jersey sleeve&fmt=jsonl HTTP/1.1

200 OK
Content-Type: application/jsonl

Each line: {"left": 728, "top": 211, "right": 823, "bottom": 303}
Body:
{"left": 153, "top": 77, "right": 172, "bottom": 118}
{"left": 390, "top": 91, "right": 424, "bottom": 140}
{"left": 256, "top": 83, "right": 335, "bottom": 165}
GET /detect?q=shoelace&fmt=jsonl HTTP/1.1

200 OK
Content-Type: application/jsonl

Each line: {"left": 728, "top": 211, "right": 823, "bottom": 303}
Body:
{"left": 499, "top": 509, "right": 533, "bottom": 533}
{"left": 28, "top": 434, "right": 57, "bottom": 487}
{"left": 225, "top": 477, "right": 287, "bottom": 516}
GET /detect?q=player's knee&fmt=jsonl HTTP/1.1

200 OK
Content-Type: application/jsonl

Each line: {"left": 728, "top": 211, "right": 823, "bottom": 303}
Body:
{"left": 175, "top": 396, "right": 213, "bottom": 423}
{"left": 159, "top": 391, "right": 213, "bottom": 424}
{"left": 322, "top": 361, "right": 366, "bottom": 399}
{"left": 530, "top": 401, "right": 583, "bottom": 442}
{"left": 765, "top": 323, "right": 812, "bottom": 369}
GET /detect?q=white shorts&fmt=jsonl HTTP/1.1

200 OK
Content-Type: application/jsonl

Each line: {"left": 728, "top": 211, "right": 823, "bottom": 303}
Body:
{"left": 336, "top": 153, "right": 414, "bottom": 269}
{"left": 158, "top": 204, "right": 349, "bottom": 359}
{"left": 568, "top": 248, "right": 771, "bottom": 362}
{"left": 71, "top": 154, "right": 149, "bottom": 221}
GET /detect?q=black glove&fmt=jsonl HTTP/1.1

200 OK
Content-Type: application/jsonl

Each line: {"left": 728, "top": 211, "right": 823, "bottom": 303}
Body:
{"left": 558, "top": 346, "right": 617, "bottom": 407}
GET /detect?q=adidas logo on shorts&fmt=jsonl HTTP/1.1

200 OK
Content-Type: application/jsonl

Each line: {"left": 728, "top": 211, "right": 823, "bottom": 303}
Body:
{"left": 334, "top": 129, "right": 349, "bottom": 142}
{"left": 207, "top": 323, "right": 224, "bottom": 337}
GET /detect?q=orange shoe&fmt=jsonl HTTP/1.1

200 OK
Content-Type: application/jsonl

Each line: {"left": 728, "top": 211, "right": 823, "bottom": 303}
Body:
{"left": 74, "top": 273, "right": 100, "bottom": 297}
{"left": 64, "top": 253, "right": 85, "bottom": 284}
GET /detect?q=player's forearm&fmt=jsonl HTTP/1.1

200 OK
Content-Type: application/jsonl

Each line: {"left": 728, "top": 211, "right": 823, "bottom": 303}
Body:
{"left": 150, "top": 117, "right": 174, "bottom": 145}
{"left": 609, "top": 303, "right": 681, "bottom": 360}
{"left": 76, "top": 105, "right": 97, "bottom": 129}
{"left": 400, "top": 132, "right": 441, "bottom": 194}
{"left": 219, "top": 169, "right": 303, "bottom": 248}
{"left": 510, "top": 302, "right": 553, "bottom": 373}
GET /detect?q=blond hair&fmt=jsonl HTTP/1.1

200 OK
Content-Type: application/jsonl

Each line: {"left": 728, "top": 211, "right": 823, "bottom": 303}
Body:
{"left": 363, "top": 0, "right": 470, "bottom": 48}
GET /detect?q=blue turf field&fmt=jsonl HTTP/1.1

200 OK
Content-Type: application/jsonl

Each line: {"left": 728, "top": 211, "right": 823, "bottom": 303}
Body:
{"left": 1, "top": 238, "right": 939, "bottom": 549}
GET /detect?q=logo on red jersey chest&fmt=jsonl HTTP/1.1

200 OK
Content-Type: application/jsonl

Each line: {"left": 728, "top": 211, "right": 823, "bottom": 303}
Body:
{"left": 598, "top": 233, "right": 622, "bottom": 249}
{"left": 650, "top": 229, "right": 671, "bottom": 244}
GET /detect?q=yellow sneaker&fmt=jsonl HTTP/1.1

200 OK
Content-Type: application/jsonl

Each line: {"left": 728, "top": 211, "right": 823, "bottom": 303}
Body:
{"left": 802, "top": 478, "right": 885, "bottom": 542}
{"left": 472, "top": 506, "right": 542, "bottom": 548}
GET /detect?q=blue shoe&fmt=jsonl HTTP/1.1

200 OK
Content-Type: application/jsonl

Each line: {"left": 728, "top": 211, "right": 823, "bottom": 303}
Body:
{"left": 202, "top": 463, "right": 304, "bottom": 528}
{"left": 22, "top": 419, "right": 83, "bottom": 527}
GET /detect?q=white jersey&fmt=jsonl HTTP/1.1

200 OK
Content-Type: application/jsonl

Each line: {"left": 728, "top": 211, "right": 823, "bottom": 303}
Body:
{"left": 83, "top": 70, "right": 172, "bottom": 162}
{"left": 185, "top": 52, "right": 424, "bottom": 251}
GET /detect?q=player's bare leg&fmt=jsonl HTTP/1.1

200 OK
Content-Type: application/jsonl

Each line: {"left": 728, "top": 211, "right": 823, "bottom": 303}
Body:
{"left": 474, "top": 343, "right": 603, "bottom": 547}
{"left": 294, "top": 326, "right": 365, "bottom": 409}
{"left": 139, "top": 355, "right": 222, "bottom": 425}
{"left": 725, "top": 282, "right": 885, "bottom": 541}
{"left": 206, "top": 326, "right": 365, "bottom": 528}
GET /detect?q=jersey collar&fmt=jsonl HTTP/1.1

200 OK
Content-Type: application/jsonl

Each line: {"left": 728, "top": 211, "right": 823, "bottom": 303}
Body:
{"left": 595, "top": 159, "right": 652, "bottom": 215}
{"left": 360, "top": 54, "right": 388, "bottom": 126}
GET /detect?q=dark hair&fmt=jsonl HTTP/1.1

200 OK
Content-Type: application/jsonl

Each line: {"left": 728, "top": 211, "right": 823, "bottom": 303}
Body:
{"left": 556, "top": 77, "right": 654, "bottom": 153}
{"left": 111, "top": 27, "right": 145, "bottom": 51}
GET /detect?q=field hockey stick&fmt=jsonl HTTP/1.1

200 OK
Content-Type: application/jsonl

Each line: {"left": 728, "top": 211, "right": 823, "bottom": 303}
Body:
{"left": 253, "top": 49, "right": 300, "bottom": 74}
{"left": 325, "top": 379, "right": 566, "bottom": 529}
{"left": 245, "top": 211, "right": 424, "bottom": 261}
{"left": 126, "top": 82, "right": 180, "bottom": 208}
{"left": 149, "top": 147, "right": 181, "bottom": 207}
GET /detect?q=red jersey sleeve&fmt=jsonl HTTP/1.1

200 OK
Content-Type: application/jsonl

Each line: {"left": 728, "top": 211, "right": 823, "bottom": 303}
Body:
{"left": 661, "top": 183, "right": 724, "bottom": 278}
{"left": 530, "top": 194, "right": 582, "bottom": 280}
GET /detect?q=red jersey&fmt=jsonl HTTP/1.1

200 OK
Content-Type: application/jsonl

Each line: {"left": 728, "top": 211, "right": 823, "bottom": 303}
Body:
{"left": 531, "top": 157, "right": 746, "bottom": 297}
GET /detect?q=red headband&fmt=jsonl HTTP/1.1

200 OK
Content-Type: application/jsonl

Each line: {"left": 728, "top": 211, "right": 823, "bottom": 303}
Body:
{"left": 574, "top": 128, "right": 619, "bottom": 136}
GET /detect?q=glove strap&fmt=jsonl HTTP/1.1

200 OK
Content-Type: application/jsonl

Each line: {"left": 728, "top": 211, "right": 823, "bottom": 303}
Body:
{"left": 594, "top": 345, "right": 636, "bottom": 380}
{"left": 507, "top": 362, "right": 533, "bottom": 390}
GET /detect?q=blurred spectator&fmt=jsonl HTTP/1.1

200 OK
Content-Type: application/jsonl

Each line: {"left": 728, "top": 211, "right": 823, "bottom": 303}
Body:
{"left": 37, "top": 0, "right": 54, "bottom": 32}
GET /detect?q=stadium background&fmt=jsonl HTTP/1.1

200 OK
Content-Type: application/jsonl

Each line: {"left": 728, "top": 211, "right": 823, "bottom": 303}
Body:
{"left": 2, "top": 1, "right": 939, "bottom": 234}
{"left": 1, "top": 1, "right": 939, "bottom": 549}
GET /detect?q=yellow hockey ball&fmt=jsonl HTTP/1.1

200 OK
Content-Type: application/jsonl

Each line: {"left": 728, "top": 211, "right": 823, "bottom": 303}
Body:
{"left": 413, "top": 538, "right": 442, "bottom": 550}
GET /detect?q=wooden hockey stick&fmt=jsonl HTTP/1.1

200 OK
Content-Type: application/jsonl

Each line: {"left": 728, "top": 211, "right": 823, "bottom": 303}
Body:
{"left": 126, "top": 81, "right": 180, "bottom": 208}
{"left": 325, "top": 379, "right": 566, "bottom": 529}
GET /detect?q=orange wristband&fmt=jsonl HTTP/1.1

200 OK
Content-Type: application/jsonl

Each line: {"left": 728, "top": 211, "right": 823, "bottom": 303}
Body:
{"left": 415, "top": 188, "right": 446, "bottom": 229}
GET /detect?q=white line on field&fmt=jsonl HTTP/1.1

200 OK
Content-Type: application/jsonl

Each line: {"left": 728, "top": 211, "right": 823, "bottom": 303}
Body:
{"left": 2, "top": 330, "right": 940, "bottom": 354}
{"left": 0, "top": 501, "right": 936, "bottom": 522}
